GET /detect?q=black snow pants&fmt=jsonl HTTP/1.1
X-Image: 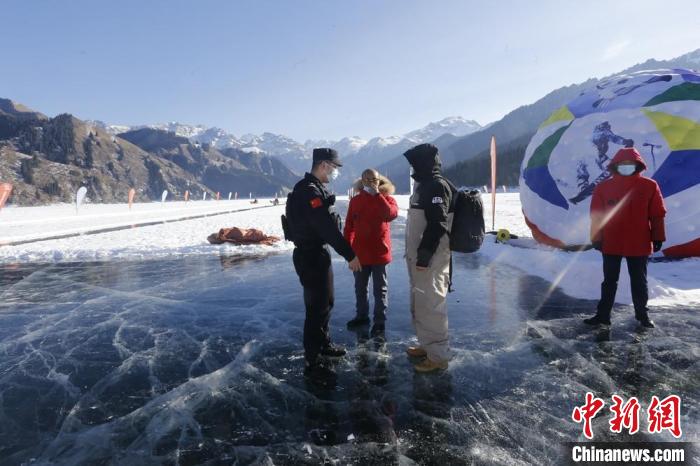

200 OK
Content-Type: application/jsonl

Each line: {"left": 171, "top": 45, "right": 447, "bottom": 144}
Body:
{"left": 293, "top": 246, "right": 334, "bottom": 363}
{"left": 596, "top": 254, "right": 650, "bottom": 321}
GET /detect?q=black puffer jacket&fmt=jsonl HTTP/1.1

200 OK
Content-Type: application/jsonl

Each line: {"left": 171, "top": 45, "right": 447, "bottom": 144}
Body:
{"left": 286, "top": 172, "right": 355, "bottom": 261}
{"left": 403, "top": 144, "right": 454, "bottom": 267}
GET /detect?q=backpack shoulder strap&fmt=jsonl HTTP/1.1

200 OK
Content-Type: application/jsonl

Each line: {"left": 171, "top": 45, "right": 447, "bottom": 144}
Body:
{"left": 435, "top": 175, "right": 457, "bottom": 212}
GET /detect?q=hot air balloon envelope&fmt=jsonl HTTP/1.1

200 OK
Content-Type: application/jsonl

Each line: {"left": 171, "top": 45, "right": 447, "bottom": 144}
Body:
{"left": 520, "top": 69, "right": 700, "bottom": 257}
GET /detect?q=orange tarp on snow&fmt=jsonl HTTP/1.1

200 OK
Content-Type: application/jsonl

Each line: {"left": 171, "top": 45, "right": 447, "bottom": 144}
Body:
{"left": 207, "top": 227, "right": 280, "bottom": 246}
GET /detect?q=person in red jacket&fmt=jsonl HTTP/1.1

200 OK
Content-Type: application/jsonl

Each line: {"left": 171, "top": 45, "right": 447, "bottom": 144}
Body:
{"left": 585, "top": 147, "right": 666, "bottom": 329}
{"left": 344, "top": 169, "right": 399, "bottom": 336}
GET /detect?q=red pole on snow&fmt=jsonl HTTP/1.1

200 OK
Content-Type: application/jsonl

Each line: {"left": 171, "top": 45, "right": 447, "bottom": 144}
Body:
{"left": 0, "top": 183, "right": 12, "bottom": 211}
{"left": 490, "top": 136, "right": 497, "bottom": 231}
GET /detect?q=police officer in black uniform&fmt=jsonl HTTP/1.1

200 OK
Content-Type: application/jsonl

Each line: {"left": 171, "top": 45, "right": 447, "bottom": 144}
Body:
{"left": 283, "top": 148, "right": 362, "bottom": 379}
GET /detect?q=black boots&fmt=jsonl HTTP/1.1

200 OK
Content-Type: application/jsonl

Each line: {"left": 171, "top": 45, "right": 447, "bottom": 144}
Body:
{"left": 584, "top": 314, "right": 656, "bottom": 328}
{"left": 320, "top": 343, "right": 347, "bottom": 358}
{"left": 583, "top": 315, "right": 611, "bottom": 326}
{"left": 637, "top": 318, "right": 655, "bottom": 328}
{"left": 304, "top": 359, "right": 337, "bottom": 388}
{"left": 346, "top": 316, "right": 370, "bottom": 328}
{"left": 347, "top": 317, "right": 385, "bottom": 340}
{"left": 370, "top": 322, "right": 385, "bottom": 339}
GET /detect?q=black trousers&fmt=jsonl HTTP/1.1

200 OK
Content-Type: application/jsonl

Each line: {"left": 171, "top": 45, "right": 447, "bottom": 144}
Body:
{"left": 293, "top": 247, "right": 334, "bottom": 363}
{"left": 597, "top": 254, "right": 649, "bottom": 320}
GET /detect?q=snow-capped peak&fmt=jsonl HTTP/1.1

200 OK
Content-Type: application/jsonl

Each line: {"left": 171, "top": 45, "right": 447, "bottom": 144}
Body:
{"left": 302, "top": 136, "right": 368, "bottom": 156}
{"left": 403, "top": 116, "right": 481, "bottom": 143}
{"left": 364, "top": 135, "right": 404, "bottom": 148}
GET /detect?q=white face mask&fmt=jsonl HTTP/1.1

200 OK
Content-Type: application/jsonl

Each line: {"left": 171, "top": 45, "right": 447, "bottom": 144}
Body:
{"left": 329, "top": 167, "right": 339, "bottom": 181}
{"left": 617, "top": 164, "right": 636, "bottom": 176}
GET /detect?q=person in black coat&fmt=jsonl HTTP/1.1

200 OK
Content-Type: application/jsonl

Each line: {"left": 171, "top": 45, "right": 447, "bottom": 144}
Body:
{"left": 403, "top": 143, "right": 454, "bottom": 372}
{"left": 285, "top": 148, "right": 362, "bottom": 380}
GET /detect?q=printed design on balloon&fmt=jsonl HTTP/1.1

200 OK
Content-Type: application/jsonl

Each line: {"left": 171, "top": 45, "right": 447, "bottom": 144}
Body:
{"left": 520, "top": 68, "right": 700, "bottom": 256}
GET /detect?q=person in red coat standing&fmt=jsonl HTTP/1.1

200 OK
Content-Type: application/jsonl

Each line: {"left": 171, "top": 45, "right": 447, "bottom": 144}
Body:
{"left": 344, "top": 169, "right": 399, "bottom": 337}
{"left": 585, "top": 147, "right": 666, "bottom": 329}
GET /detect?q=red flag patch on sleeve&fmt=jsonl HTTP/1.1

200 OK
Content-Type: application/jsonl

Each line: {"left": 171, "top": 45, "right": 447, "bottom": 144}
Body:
{"left": 310, "top": 197, "right": 323, "bottom": 208}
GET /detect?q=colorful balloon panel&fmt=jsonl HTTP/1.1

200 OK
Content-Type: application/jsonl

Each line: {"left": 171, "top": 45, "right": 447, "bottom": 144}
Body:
{"left": 520, "top": 69, "right": 700, "bottom": 257}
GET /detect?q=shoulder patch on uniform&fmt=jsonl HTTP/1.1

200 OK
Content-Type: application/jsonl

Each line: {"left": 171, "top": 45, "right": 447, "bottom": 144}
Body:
{"left": 432, "top": 196, "right": 443, "bottom": 204}
{"left": 310, "top": 197, "right": 323, "bottom": 208}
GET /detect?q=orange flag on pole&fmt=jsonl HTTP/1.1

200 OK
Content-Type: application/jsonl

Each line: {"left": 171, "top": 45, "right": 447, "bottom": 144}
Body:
{"left": 490, "top": 136, "right": 497, "bottom": 231}
{"left": 216, "top": 191, "right": 220, "bottom": 200}
{"left": 128, "top": 188, "right": 136, "bottom": 210}
{"left": 0, "top": 183, "right": 12, "bottom": 211}
{"left": 184, "top": 190, "right": 190, "bottom": 202}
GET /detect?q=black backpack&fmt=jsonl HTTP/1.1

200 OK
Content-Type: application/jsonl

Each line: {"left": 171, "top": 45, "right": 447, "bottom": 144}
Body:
{"left": 439, "top": 177, "right": 485, "bottom": 253}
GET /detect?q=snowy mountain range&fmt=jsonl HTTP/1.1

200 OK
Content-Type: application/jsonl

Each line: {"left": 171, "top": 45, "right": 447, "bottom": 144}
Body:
{"left": 89, "top": 116, "right": 483, "bottom": 175}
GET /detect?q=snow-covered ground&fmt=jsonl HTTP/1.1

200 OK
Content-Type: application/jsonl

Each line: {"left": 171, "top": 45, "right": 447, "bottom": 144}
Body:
{"left": 0, "top": 199, "right": 276, "bottom": 243}
{"left": 0, "top": 199, "right": 292, "bottom": 262}
{"left": 1, "top": 193, "right": 698, "bottom": 307}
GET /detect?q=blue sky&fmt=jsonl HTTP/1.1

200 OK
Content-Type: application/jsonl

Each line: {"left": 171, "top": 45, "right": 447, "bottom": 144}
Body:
{"left": 1, "top": 0, "right": 698, "bottom": 141}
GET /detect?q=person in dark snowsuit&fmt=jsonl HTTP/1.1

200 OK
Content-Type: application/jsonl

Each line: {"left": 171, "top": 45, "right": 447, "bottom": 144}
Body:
{"left": 286, "top": 148, "right": 362, "bottom": 379}
{"left": 585, "top": 147, "right": 666, "bottom": 329}
{"left": 403, "top": 143, "right": 454, "bottom": 372}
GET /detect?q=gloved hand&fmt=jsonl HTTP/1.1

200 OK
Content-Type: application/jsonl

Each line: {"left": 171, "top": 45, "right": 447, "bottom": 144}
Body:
{"left": 653, "top": 241, "right": 663, "bottom": 253}
{"left": 592, "top": 241, "right": 602, "bottom": 251}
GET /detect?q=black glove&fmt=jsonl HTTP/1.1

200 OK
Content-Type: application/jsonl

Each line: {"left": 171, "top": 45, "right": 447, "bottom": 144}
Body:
{"left": 592, "top": 241, "right": 602, "bottom": 251}
{"left": 653, "top": 241, "right": 663, "bottom": 253}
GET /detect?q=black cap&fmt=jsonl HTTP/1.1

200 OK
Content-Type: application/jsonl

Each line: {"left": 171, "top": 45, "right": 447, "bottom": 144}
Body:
{"left": 313, "top": 147, "right": 342, "bottom": 167}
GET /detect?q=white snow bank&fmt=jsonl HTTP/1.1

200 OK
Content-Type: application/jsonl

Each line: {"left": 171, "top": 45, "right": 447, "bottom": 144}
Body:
{"left": 0, "top": 199, "right": 271, "bottom": 244}
{"left": 479, "top": 239, "right": 700, "bottom": 307}
{"left": 0, "top": 200, "right": 292, "bottom": 263}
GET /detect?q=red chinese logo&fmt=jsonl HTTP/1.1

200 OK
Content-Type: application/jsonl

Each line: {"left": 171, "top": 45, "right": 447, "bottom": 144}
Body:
{"left": 648, "top": 395, "right": 682, "bottom": 438}
{"left": 609, "top": 395, "right": 640, "bottom": 434}
{"left": 573, "top": 393, "right": 682, "bottom": 439}
{"left": 572, "top": 392, "right": 605, "bottom": 439}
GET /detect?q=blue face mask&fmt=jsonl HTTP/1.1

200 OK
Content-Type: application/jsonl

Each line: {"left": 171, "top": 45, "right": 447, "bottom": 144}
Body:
{"left": 617, "top": 164, "right": 636, "bottom": 176}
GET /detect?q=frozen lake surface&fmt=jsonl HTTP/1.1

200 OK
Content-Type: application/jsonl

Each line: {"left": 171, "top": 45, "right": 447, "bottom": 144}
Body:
{"left": 0, "top": 203, "right": 698, "bottom": 465}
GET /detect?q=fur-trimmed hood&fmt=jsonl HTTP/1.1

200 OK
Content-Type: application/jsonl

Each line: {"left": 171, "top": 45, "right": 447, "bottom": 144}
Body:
{"left": 352, "top": 175, "right": 396, "bottom": 195}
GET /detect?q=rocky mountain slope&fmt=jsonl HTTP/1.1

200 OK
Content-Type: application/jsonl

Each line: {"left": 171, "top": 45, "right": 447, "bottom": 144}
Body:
{"left": 0, "top": 101, "right": 296, "bottom": 205}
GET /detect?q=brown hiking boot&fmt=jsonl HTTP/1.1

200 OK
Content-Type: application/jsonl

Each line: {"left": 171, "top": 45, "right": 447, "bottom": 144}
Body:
{"left": 406, "top": 346, "right": 427, "bottom": 358}
{"left": 413, "top": 358, "right": 448, "bottom": 373}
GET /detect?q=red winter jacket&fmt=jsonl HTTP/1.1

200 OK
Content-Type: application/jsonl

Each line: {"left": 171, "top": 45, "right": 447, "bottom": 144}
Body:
{"left": 344, "top": 177, "right": 399, "bottom": 265}
{"left": 590, "top": 147, "right": 666, "bottom": 257}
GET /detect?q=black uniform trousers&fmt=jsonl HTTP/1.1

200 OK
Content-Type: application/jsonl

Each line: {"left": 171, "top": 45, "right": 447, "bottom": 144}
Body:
{"left": 293, "top": 246, "right": 334, "bottom": 363}
{"left": 596, "top": 254, "right": 649, "bottom": 320}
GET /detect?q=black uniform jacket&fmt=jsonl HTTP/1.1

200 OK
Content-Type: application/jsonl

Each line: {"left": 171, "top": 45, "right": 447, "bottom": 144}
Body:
{"left": 287, "top": 173, "right": 356, "bottom": 262}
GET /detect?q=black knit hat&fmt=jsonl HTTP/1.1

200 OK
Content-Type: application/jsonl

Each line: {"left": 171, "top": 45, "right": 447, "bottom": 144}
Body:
{"left": 313, "top": 147, "right": 342, "bottom": 167}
